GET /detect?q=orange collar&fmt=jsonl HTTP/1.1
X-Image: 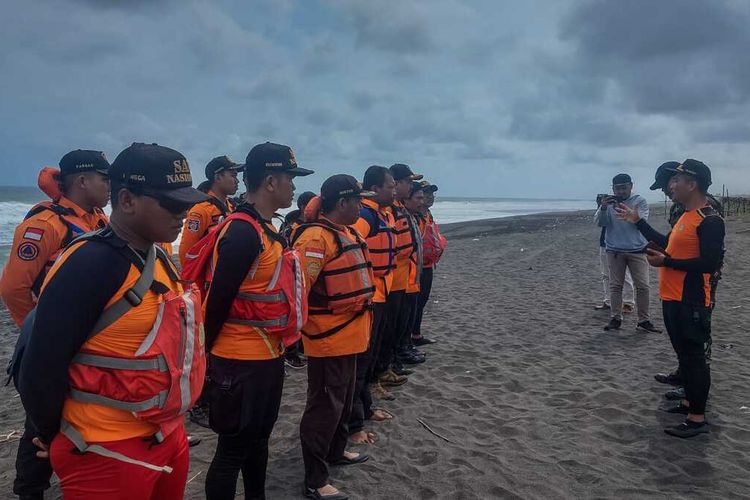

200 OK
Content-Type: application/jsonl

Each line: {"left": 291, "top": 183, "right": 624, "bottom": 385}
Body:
{"left": 57, "top": 196, "right": 90, "bottom": 217}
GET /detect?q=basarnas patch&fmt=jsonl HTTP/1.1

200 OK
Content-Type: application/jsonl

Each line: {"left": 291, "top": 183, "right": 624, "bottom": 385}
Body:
{"left": 17, "top": 242, "right": 39, "bottom": 261}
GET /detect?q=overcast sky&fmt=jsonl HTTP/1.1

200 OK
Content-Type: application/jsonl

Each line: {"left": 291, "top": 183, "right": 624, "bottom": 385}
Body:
{"left": 2, "top": 0, "right": 749, "bottom": 200}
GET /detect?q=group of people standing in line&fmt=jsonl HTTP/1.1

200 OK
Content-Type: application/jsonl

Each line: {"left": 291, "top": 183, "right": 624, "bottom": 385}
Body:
{"left": 594, "top": 160, "right": 725, "bottom": 439}
{"left": 0, "top": 141, "right": 446, "bottom": 499}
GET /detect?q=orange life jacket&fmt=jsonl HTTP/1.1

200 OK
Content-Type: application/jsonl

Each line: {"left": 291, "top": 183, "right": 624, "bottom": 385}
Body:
{"left": 58, "top": 240, "right": 205, "bottom": 472}
{"left": 292, "top": 220, "right": 375, "bottom": 338}
{"left": 359, "top": 203, "right": 395, "bottom": 277}
{"left": 181, "top": 210, "right": 307, "bottom": 347}
{"left": 421, "top": 212, "right": 447, "bottom": 267}
{"left": 392, "top": 203, "right": 416, "bottom": 259}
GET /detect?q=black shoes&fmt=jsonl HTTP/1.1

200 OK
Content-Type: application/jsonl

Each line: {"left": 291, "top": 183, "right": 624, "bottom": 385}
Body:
{"left": 329, "top": 453, "right": 370, "bottom": 466}
{"left": 664, "top": 420, "right": 710, "bottom": 438}
{"left": 636, "top": 321, "right": 662, "bottom": 333}
{"left": 604, "top": 318, "right": 622, "bottom": 331}
{"left": 654, "top": 371, "right": 683, "bottom": 386}
{"left": 665, "top": 387, "right": 686, "bottom": 401}
{"left": 412, "top": 336, "right": 437, "bottom": 346}
{"left": 664, "top": 403, "right": 690, "bottom": 415}
{"left": 303, "top": 487, "right": 349, "bottom": 500}
{"left": 187, "top": 434, "right": 202, "bottom": 447}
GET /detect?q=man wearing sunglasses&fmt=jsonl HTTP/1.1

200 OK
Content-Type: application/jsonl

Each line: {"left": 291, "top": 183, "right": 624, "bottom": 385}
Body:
{"left": 18, "top": 142, "right": 209, "bottom": 498}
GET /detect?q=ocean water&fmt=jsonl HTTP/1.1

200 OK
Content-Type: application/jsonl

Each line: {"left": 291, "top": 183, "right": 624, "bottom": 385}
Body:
{"left": 0, "top": 186, "right": 592, "bottom": 264}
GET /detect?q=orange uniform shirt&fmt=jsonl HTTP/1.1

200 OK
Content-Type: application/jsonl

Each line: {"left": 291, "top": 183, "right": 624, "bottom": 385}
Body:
{"left": 390, "top": 201, "right": 414, "bottom": 292}
{"left": 294, "top": 218, "right": 372, "bottom": 357}
{"left": 0, "top": 197, "right": 108, "bottom": 327}
{"left": 208, "top": 220, "right": 285, "bottom": 360}
{"left": 178, "top": 191, "right": 234, "bottom": 266}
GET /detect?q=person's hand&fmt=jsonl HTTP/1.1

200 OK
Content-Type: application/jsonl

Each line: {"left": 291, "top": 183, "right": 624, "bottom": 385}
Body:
{"left": 615, "top": 202, "right": 640, "bottom": 224}
{"left": 32, "top": 437, "right": 49, "bottom": 459}
{"left": 646, "top": 248, "right": 666, "bottom": 267}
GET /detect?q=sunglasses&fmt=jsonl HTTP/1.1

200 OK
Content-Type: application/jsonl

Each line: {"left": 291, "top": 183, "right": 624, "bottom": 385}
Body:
{"left": 138, "top": 189, "right": 193, "bottom": 214}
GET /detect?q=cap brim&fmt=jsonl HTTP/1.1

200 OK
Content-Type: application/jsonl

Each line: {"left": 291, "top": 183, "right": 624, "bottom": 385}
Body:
{"left": 287, "top": 167, "right": 315, "bottom": 177}
{"left": 649, "top": 181, "right": 661, "bottom": 190}
{"left": 159, "top": 186, "right": 211, "bottom": 205}
{"left": 410, "top": 173, "right": 424, "bottom": 180}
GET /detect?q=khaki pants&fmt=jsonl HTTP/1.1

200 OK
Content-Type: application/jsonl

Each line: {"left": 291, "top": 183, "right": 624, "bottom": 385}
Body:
{"left": 607, "top": 251, "right": 650, "bottom": 322}
{"left": 599, "top": 246, "right": 634, "bottom": 306}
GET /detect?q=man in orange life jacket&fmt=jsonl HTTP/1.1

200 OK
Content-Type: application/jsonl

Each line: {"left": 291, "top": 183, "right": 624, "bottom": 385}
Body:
{"left": 178, "top": 155, "right": 242, "bottom": 266}
{"left": 200, "top": 142, "right": 313, "bottom": 499}
{"left": 0, "top": 150, "right": 110, "bottom": 328}
{"left": 0, "top": 149, "right": 109, "bottom": 500}
{"left": 17, "top": 142, "right": 209, "bottom": 499}
{"left": 348, "top": 166, "right": 398, "bottom": 443}
{"left": 617, "top": 160, "right": 724, "bottom": 438}
{"left": 400, "top": 182, "right": 426, "bottom": 358}
{"left": 293, "top": 175, "right": 375, "bottom": 500}
{"left": 412, "top": 180, "right": 441, "bottom": 346}
{"left": 387, "top": 164, "right": 426, "bottom": 373}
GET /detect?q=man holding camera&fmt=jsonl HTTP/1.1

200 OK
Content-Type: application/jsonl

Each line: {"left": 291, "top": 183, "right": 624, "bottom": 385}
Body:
{"left": 596, "top": 174, "right": 661, "bottom": 333}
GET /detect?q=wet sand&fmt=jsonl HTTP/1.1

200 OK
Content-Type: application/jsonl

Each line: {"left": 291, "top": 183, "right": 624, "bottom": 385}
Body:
{"left": 1, "top": 207, "right": 750, "bottom": 499}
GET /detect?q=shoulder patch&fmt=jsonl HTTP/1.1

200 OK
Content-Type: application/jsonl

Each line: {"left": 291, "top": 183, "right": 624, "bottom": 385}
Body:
{"left": 305, "top": 247, "right": 326, "bottom": 259}
{"left": 187, "top": 219, "right": 201, "bottom": 232}
{"left": 23, "top": 228, "right": 45, "bottom": 241}
{"left": 17, "top": 242, "right": 40, "bottom": 261}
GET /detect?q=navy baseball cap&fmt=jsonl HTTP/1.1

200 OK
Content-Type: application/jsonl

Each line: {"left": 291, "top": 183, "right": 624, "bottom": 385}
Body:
{"left": 243, "top": 142, "right": 314, "bottom": 178}
{"left": 650, "top": 161, "right": 680, "bottom": 190}
{"left": 110, "top": 142, "right": 209, "bottom": 205}
{"left": 321, "top": 174, "right": 375, "bottom": 202}
{"left": 667, "top": 159, "right": 712, "bottom": 188}
{"left": 59, "top": 150, "right": 110, "bottom": 177}
{"left": 389, "top": 163, "right": 423, "bottom": 182}
{"left": 205, "top": 155, "right": 243, "bottom": 180}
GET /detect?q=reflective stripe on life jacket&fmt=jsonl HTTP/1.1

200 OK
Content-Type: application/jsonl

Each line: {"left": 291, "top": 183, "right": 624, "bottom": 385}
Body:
{"left": 360, "top": 205, "right": 395, "bottom": 277}
{"left": 292, "top": 220, "right": 375, "bottom": 340}
{"left": 60, "top": 240, "right": 206, "bottom": 472}
{"left": 181, "top": 210, "right": 307, "bottom": 347}
{"left": 392, "top": 204, "right": 416, "bottom": 258}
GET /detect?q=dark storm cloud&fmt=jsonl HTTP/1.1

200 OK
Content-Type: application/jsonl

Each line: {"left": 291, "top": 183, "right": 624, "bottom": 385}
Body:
{"left": 560, "top": 0, "right": 750, "bottom": 114}
{"left": 1, "top": 0, "right": 750, "bottom": 196}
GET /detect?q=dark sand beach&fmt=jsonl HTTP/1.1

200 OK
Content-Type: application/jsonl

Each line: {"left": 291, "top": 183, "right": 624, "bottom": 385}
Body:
{"left": 1, "top": 207, "right": 749, "bottom": 499}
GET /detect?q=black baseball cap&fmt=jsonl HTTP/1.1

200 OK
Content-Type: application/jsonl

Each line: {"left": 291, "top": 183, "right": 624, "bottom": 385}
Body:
{"left": 390, "top": 163, "right": 423, "bottom": 182}
{"left": 419, "top": 180, "right": 438, "bottom": 193}
{"left": 612, "top": 173, "right": 632, "bottom": 186}
{"left": 110, "top": 142, "right": 209, "bottom": 205}
{"left": 409, "top": 181, "right": 426, "bottom": 197}
{"left": 59, "top": 150, "right": 110, "bottom": 177}
{"left": 243, "top": 142, "right": 314, "bottom": 178}
{"left": 667, "top": 159, "right": 712, "bottom": 187}
{"left": 650, "top": 161, "right": 680, "bottom": 190}
{"left": 205, "top": 155, "right": 243, "bottom": 180}
{"left": 321, "top": 174, "right": 375, "bottom": 202}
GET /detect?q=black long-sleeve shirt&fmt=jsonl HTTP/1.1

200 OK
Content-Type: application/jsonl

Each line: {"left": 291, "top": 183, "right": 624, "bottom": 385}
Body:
{"left": 203, "top": 205, "right": 262, "bottom": 350}
{"left": 18, "top": 235, "right": 132, "bottom": 442}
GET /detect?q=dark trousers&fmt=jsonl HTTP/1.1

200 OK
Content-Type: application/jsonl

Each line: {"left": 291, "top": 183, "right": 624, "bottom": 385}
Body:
{"left": 397, "top": 293, "right": 419, "bottom": 351}
{"left": 662, "top": 301, "right": 712, "bottom": 415}
{"left": 413, "top": 267, "right": 434, "bottom": 337}
{"left": 376, "top": 290, "right": 405, "bottom": 374}
{"left": 349, "top": 303, "right": 387, "bottom": 434}
{"left": 13, "top": 416, "right": 52, "bottom": 500}
{"left": 300, "top": 354, "right": 357, "bottom": 489}
{"left": 205, "top": 355, "right": 285, "bottom": 500}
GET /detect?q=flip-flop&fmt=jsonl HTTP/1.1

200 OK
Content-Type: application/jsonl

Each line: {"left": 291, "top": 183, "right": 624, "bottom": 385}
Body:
{"left": 369, "top": 408, "right": 394, "bottom": 421}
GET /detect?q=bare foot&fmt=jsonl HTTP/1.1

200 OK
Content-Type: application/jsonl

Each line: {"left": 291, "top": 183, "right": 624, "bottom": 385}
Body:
{"left": 370, "top": 409, "right": 394, "bottom": 422}
{"left": 343, "top": 450, "right": 361, "bottom": 460}
{"left": 318, "top": 484, "right": 341, "bottom": 496}
{"left": 350, "top": 430, "right": 377, "bottom": 444}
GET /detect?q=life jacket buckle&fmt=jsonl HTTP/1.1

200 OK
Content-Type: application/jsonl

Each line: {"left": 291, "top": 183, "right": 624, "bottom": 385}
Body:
{"left": 124, "top": 288, "right": 143, "bottom": 307}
